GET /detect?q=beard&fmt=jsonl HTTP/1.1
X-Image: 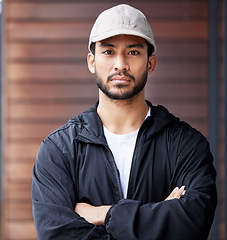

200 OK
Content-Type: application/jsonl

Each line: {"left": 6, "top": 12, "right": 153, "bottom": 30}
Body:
{"left": 95, "top": 68, "right": 148, "bottom": 100}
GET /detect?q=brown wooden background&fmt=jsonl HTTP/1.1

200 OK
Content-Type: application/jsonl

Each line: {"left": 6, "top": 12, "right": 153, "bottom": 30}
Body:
{"left": 1, "top": 0, "right": 224, "bottom": 239}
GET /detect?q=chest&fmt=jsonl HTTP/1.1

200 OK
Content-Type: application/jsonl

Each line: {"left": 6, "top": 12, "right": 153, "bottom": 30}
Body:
{"left": 75, "top": 137, "right": 174, "bottom": 205}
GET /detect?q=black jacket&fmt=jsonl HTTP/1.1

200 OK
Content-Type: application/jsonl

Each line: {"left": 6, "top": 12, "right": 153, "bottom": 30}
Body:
{"left": 32, "top": 101, "right": 217, "bottom": 240}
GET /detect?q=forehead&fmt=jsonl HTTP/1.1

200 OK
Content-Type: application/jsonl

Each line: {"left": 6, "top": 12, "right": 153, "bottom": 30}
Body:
{"left": 97, "top": 35, "right": 147, "bottom": 48}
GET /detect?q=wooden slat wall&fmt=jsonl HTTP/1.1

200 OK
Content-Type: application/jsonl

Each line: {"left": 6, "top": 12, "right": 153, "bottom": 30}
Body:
{"left": 2, "top": 1, "right": 214, "bottom": 239}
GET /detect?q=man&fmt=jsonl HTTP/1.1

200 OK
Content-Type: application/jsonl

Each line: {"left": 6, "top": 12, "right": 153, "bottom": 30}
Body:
{"left": 32, "top": 4, "right": 217, "bottom": 240}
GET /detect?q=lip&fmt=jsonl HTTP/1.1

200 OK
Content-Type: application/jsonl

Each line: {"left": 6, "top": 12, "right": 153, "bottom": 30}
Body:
{"left": 110, "top": 75, "right": 131, "bottom": 82}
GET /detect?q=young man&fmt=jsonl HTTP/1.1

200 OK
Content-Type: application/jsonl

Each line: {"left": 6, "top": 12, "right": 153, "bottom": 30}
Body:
{"left": 32, "top": 4, "right": 217, "bottom": 240}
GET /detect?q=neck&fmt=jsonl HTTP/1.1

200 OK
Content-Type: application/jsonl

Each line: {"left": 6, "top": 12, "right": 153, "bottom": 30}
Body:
{"left": 97, "top": 90, "right": 149, "bottom": 134}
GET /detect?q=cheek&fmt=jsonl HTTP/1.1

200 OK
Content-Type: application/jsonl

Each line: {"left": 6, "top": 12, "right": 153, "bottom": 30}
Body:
{"left": 130, "top": 60, "right": 148, "bottom": 75}
{"left": 95, "top": 59, "right": 113, "bottom": 75}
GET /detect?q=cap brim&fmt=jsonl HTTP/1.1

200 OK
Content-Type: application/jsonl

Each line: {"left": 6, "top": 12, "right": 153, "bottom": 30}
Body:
{"left": 89, "top": 29, "right": 156, "bottom": 52}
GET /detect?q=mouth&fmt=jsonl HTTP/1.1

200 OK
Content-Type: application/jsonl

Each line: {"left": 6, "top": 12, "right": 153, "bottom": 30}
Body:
{"left": 110, "top": 76, "right": 131, "bottom": 83}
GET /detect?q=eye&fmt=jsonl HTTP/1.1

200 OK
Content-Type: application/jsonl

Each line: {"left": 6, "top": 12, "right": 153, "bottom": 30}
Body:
{"left": 103, "top": 50, "right": 114, "bottom": 55}
{"left": 129, "top": 50, "right": 140, "bottom": 56}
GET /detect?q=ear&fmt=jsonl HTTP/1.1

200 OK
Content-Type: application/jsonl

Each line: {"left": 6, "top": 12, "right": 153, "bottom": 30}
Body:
{"left": 87, "top": 52, "right": 95, "bottom": 74}
{"left": 147, "top": 55, "right": 157, "bottom": 75}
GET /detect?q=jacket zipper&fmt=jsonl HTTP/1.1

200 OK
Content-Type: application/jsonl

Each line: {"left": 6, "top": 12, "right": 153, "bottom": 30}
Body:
{"left": 104, "top": 145, "right": 124, "bottom": 200}
{"left": 77, "top": 136, "right": 123, "bottom": 200}
{"left": 126, "top": 123, "right": 145, "bottom": 199}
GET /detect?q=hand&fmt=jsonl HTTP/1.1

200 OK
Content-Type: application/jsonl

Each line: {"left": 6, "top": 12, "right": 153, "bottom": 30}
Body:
{"left": 75, "top": 202, "right": 111, "bottom": 226}
{"left": 165, "top": 186, "right": 185, "bottom": 201}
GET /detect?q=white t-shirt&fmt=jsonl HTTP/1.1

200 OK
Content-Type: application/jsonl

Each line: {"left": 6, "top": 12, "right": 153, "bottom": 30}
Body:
{"left": 104, "top": 108, "right": 151, "bottom": 198}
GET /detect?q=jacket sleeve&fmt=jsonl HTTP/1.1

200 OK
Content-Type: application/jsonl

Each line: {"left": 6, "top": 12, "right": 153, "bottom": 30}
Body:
{"left": 32, "top": 138, "right": 108, "bottom": 240}
{"left": 104, "top": 129, "right": 217, "bottom": 240}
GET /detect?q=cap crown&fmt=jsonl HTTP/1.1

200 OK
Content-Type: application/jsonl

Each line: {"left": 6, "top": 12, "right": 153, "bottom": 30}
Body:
{"left": 88, "top": 4, "right": 156, "bottom": 53}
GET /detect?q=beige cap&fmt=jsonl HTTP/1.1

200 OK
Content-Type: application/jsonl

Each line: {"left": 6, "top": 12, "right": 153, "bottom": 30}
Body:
{"left": 88, "top": 4, "right": 156, "bottom": 53}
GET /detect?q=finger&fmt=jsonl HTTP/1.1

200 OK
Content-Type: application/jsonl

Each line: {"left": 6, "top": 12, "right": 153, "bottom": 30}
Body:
{"left": 174, "top": 186, "right": 185, "bottom": 199}
{"left": 165, "top": 187, "right": 179, "bottom": 201}
{"left": 165, "top": 186, "right": 185, "bottom": 201}
{"left": 75, "top": 202, "right": 90, "bottom": 215}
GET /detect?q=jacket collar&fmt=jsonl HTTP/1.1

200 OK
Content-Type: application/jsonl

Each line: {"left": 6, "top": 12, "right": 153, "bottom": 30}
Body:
{"left": 75, "top": 101, "right": 178, "bottom": 143}
{"left": 75, "top": 102, "right": 106, "bottom": 144}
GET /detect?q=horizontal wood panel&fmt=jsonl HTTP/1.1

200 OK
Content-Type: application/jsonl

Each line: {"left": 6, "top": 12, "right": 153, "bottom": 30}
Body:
{"left": 9, "top": 122, "right": 62, "bottom": 140}
{"left": 8, "top": 42, "right": 208, "bottom": 60}
{"left": 8, "top": 63, "right": 92, "bottom": 80}
{"left": 6, "top": 162, "right": 34, "bottom": 181}
{"left": 5, "top": 181, "right": 32, "bottom": 200}
{"left": 8, "top": 42, "right": 89, "bottom": 60}
{"left": 8, "top": 82, "right": 207, "bottom": 100}
{"left": 6, "top": 221, "right": 36, "bottom": 240}
{"left": 146, "top": 82, "right": 207, "bottom": 99}
{"left": 6, "top": 142, "right": 40, "bottom": 160}
{"left": 156, "top": 42, "right": 208, "bottom": 59}
{"left": 7, "top": 22, "right": 91, "bottom": 41}
{"left": 152, "top": 63, "right": 208, "bottom": 79}
{"left": 8, "top": 103, "right": 93, "bottom": 120}
{"left": 7, "top": 22, "right": 208, "bottom": 41}
{"left": 7, "top": 201, "right": 33, "bottom": 221}
{"left": 8, "top": 62, "right": 208, "bottom": 80}
{"left": 8, "top": 2, "right": 208, "bottom": 20}
{"left": 8, "top": 84, "right": 98, "bottom": 100}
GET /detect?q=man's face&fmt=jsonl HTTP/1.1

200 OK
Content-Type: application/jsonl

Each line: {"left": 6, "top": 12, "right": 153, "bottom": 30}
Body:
{"left": 88, "top": 35, "right": 156, "bottom": 100}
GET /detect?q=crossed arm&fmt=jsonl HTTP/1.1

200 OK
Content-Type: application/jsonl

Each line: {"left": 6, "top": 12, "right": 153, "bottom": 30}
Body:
{"left": 75, "top": 186, "right": 185, "bottom": 226}
{"left": 33, "top": 135, "right": 217, "bottom": 239}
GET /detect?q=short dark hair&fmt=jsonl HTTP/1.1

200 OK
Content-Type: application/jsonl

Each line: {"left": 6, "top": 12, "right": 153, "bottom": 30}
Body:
{"left": 147, "top": 43, "right": 155, "bottom": 57}
{"left": 90, "top": 41, "right": 155, "bottom": 57}
{"left": 90, "top": 42, "right": 96, "bottom": 55}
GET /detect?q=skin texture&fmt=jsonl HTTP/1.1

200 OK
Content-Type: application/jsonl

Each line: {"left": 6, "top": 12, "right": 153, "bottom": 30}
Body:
{"left": 75, "top": 35, "right": 185, "bottom": 225}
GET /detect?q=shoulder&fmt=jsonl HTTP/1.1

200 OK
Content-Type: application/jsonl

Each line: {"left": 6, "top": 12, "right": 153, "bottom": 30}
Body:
{"left": 44, "top": 103, "right": 98, "bottom": 143}
{"left": 172, "top": 120, "right": 208, "bottom": 144}
{"left": 44, "top": 116, "right": 81, "bottom": 144}
{"left": 151, "top": 104, "right": 211, "bottom": 158}
{"left": 149, "top": 103, "right": 207, "bottom": 144}
{"left": 35, "top": 117, "right": 81, "bottom": 162}
{"left": 39, "top": 103, "right": 100, "bottom": 156}
{"left": 168, "top": 120, "right": 211, "bottom": 162}
{"left": 39, "top": 106, "right": 94, "bottom": 155}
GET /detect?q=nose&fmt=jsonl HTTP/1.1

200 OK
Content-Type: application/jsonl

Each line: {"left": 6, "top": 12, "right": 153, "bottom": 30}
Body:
{"left": 113, "top": 54, "right": 129, "bottom": 72}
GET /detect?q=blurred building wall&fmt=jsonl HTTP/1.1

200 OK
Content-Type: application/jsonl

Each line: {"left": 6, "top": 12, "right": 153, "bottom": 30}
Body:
{"left": 1, "top": 0, "right": 223, "bottom": 239}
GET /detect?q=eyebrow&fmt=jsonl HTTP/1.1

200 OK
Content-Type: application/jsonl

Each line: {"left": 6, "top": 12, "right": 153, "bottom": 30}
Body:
{"left": 99, "top": 42, "right": 115, "bottom": 48}
{"left": 99, "top": 42, "right": 145, "bottom": 49}
{"left": 126, "top": 44, "right": 144, "bottom": 49}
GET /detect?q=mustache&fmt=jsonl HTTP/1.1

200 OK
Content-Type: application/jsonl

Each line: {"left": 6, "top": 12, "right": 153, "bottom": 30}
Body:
{"left": 107, "top": 71, "right": 135, "bottom": 82}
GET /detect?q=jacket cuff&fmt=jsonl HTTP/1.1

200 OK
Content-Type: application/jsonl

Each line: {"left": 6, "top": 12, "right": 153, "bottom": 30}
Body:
{"left": 104, "top": 205, "right": 114, "bottom": 227}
